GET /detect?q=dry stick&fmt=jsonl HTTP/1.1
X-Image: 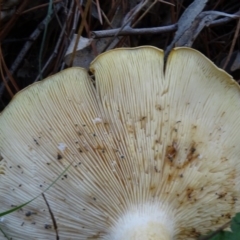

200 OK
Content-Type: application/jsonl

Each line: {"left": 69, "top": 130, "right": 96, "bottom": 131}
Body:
{"left": 76, "top": 1, "right": 98, "bottom": 56}
{"left": 222, "top": 18, "right": 240, "bottom": 70}
{"left": 132, "top": 0, "right": 175, "bottom": 28}
{"left": 0, "top": 46, "right": 14, "bottom": 98}
{"left": 0, "top": 45, "right": 19, "bottom": 92}
{"left": 91, "top": 12, "right": 240, "bottom": 39}
{"left": 57, "top": 1, "right": 80, "bottom": 71}
{"left": 69, "top": 0, "right": 91, "bottom": 67}
{"left": 42, "top": 193, "right": 59, "bottom": 240}
{"left": 0, "top": 3, "right": 63, "bottom": 98}
{"left": 92, "top": 24, "right": 175, "bottom": 38}
{"left": 21, "top": 0, "right": 62, "bottom": 15}
{"left": 131, "top": 0, "right": 159, "bottom": 28}
{"left": 95, "top": 0, "right": 103, "bottom": 24}
{"left": 101, "top": 0, "right": 150, "bottom": 52}
{"left": 0, "top": 0, "right": 31, "bottom": 41}
{"left": 34, "top": 1, "right": 74, "bottom": 82}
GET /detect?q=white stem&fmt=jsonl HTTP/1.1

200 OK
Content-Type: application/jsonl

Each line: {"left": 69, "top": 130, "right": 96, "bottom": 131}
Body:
{"left": 106, "top": 203, "right": 174, "bottom": 240}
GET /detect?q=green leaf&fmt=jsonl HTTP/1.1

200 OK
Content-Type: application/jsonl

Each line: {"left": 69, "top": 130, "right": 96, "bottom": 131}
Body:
{"left": 209, "top": 213, "right": 240, "bottom": 240}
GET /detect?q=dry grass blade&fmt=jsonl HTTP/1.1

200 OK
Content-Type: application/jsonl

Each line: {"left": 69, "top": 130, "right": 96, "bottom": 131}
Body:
{"left": 70, "top": 0, "right": 92, "bottom": 67}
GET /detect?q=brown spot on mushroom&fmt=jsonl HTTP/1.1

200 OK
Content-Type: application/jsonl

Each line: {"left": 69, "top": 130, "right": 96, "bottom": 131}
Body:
{"left": 126, "top": 124, "right": 135, "bottom": 134}
{"left": 188, "top": 146, "right": 196, "bottom": 159}
{"left": 139, "top": 116, "right": 147, "bottom": 128}
{"left": 168, "top": 174, "right": 173, "bottom": 182}
{"left": 44, "top": 224, "right": 52, "bottom": 229}
{"left": 150, "top": 185, "right": 156, "bottom": 192}
{"left": 25, "top": 211, "right": 32, "bottom": 217}
{"left": 33, "top": 138, "right": 39, "bottom": 145}
{"left": 186, "top": 188, "right": 194, "bottom": 199}
{"left": 57, "top": 154, "right": 62, "bottom": 160}
{"left": 225, "top": 213, "right": 231, "bottom": 219}
{"left": 155, "top": 104, "right": 162, "bottom": 111}
{"left": 88, "top": 232, "right": 102, "bottom": 239}
{"left": 161, "top": 88, "right": 168, "bottom": 96}
{"left": 165, "top": 141, "right": 178, "bottom": 162}
{"left": 179, "top": 142, "right": 199, "bottom": 169}
{"left": 216, "top": 192, "right": 227, "bottom": 199}
{"left": 189, "top": 228, "right": 201, "bottom": 238}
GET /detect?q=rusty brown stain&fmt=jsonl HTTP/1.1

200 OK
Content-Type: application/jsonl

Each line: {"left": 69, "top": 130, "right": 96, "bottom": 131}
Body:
{"left": 154, "top": 166, "right": 160, "bottom": 173}
{"left": 216, "top": 192, "right": 227, "bottom": 199}
{"left": 225, "top": 213, "right": 231, "bottom": 219}
{"left": 87, "top": 232, "right": 102, "bottom": 239}
{"left": 126, "top": 124, "right": 135, "bottom": 134}
{"left": 186, "top": 188, "right": 194, "bottom": 199}
{"left": 168, "top": 174, "right": 173, "bottom": 182}
{"left": 150, "top": 185, "right": 156, "bottom": 191}
{"left": 165, "top": 141, "right": 178, "bottom": 162}
{"left": 179, "top": 142, "right": 199, "bottom": 169}
{"left": 221, "top": 112, "right": 226, "bottom": 117}
{"left": 140, "top": 116, "right": 147, "bottom": 128}
{"left": 187, "top": 145, "right": 197, "bottom": 161}
{"left": 189, "top": 228, "right": 201, "bottom": 238}
{"left": 78, "top": 148, "right": 83, "bottom": 153}
{"left": 155, "top": 104, "right": 162, "bottom": 111}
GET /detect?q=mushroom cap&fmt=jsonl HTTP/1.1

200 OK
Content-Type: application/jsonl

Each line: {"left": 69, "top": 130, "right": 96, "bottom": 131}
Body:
{"left": 0, "top": 46, "right": 240, "bottom": 239}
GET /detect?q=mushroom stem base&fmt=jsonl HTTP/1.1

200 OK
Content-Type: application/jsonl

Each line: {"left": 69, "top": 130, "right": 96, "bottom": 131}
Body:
{"left": 107, "top": 203, "right": 174, "bottom": 240}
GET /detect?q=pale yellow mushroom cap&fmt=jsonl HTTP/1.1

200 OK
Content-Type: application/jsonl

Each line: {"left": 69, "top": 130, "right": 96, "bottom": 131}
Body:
{"left": 0, "top": 47, "right": 240, "bottom": 239}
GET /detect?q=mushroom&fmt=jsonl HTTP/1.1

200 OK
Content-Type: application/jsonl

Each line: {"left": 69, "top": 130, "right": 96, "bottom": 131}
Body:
{"left": 0, "top": 46, "right": 240, "bottom": 240}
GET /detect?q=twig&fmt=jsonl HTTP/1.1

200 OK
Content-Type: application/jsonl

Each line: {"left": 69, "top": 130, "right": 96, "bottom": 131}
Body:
{"left": 223, "top": 18, "right": 240, "bottom": 69}
{"left": 91, "top": 10, "right": 240, "bottom": 39}
{"left": 208, "top": 10, "right": 240, "bottom": 26}
{"left": 0, "top": 46, "right": 19, "bottom": 93}
{"left": 21, "top": 0, "right": 62, "bottom": 15}
{"left": 0, "top": 3, "right": 63, "bottom": 98}
{"left": 69, "top": 0, "right": 91, "bottom": 66}
{"left": 34, "top": 0, "right": 74, "bottom": 82}
{"left": 0, "top": 0, "right": 31, "bottom": 41}
{"left": 95, "top": 0, "right": 103, "bottom": 24}
{"left": 42, "top": 193, "right": 59, "bottom": 240}
{"left": 91, "top": 24, "right": 177, "bottom": 38}
{"left": 101, "top": 0, "right": 150, "bottom": 52}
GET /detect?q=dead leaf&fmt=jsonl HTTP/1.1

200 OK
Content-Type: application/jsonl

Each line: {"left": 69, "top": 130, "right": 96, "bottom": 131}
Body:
{"left": 64, "top": 35, "right": 92, "bottom": 67}
{"left": 165, "top": 0, "right": 208, "bottom": 57}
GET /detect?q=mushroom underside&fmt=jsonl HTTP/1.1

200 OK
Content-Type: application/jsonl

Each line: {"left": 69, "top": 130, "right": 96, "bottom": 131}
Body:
{"left": 0, "top": 47, "right": 240, "bottom": 239}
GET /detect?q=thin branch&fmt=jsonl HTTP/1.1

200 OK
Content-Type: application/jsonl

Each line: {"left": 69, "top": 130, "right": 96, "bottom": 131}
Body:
{"left": 91, "top": 24, "right": 177, "bottom": 38}
{"left": 21, "top": 0, "right": 62, "bottom": 15}
{"left": 0, "top": 3, "right": 63, "bottom": 98}
{"left": 91, "top": 10, "right": 240, "bottom": 39}
{"left": 42, "top": 193, "right": 59, "bottom": 240}
{"left": 34, "top": 1, "right": 73, "bottom": 82}
{"left": 223, "top": 18, "right": 240, "bottom": 69}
